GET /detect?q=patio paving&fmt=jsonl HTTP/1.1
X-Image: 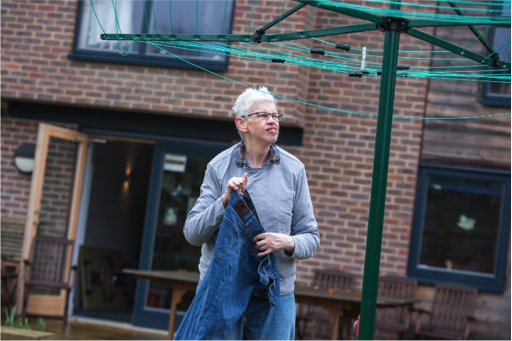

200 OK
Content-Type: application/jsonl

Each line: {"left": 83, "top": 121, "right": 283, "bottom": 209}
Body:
{"left": 1, "top": 315, "right": 168, "bottom": 340}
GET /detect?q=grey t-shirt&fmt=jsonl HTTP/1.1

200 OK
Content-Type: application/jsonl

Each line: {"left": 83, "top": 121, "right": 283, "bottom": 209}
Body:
{"left": 184, "top": 141, "right": 320, "bottom": 295}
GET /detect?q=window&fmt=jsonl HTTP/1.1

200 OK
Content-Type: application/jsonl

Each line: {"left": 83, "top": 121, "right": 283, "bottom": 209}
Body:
{"left": 407, "top": 164, "right": 510, "bottom": 293}
{"left": 481, "top": 2, "right": 511, "bottom": 107}
{"left": 70, "top": 0, "right": 235, "bottom": 71}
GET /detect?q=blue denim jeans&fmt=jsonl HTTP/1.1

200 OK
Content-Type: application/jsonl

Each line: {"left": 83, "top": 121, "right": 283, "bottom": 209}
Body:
{"left": 175, "top": 190, "right": 280, "bottom": 340}
{"left": 224, "top": 292, "right": 296, "bottom": 340}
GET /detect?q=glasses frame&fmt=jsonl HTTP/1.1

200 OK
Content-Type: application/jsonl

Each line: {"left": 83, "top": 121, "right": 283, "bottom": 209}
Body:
{"left": 245, "top": 111, "right": 284, "bottom": 122}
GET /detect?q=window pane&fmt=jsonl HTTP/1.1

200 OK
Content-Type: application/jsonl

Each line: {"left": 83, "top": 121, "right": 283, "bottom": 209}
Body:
{"left": 146, "top": 153, "right": 208, "bottom": 310}
{"left": 488, "top": 26, "right": 511, "bottom": 97}
{"left": 497, "top": 2, "right": 511, "bottom": 16}
{"left": 145, "top": 0, "right": 233, "bottom": 61}
{"left": 493, "top": 27, "right": 511, "bottom": 62}
{"left": 419, "top": 175, "right": 503, "bottom": 274}
{"left": 78, "top": 0, "right": 143, "bottom": 52}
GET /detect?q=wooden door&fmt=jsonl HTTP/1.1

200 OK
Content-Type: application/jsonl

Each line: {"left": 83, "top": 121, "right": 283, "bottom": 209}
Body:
{"left": 16, "top": 123, "right": 89, "bottom": 316}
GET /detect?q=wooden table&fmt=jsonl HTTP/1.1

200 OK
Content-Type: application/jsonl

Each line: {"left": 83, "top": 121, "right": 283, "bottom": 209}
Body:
{"left": 125, "top": 270, "right": 419, "bottom": 340}
{"left": 294, "top": 286, "right": 419, "bottom": 340}
{"left": 123, "top": 269, "right": 199, "bottom": 340}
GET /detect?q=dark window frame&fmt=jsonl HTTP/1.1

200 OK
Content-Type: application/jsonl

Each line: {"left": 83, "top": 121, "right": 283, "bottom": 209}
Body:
{"left": 407, "top": 163, "right": 511, "bottom": 293}
{"left": 481, "top": 2, "right": 511, "bottom": 107}
{"left": 68, "top": 0, "right": 235, "bottom": 71}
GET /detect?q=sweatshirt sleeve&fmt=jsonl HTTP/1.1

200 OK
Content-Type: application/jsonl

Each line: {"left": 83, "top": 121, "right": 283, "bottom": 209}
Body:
{"left": 183, "top": 164, "right": 226, "bottom": 246}
{"left": 289, "top": 166, "right": 320, "bottom": 259}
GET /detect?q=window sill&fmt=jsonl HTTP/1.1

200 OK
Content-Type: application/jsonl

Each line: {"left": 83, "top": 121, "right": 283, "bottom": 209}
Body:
{"left": 408, "top": 269, "right": 505, "bottom": 293}
{"left": 68, "top": 51, "right": 229, "bottom": 72}
{"left": 481, "top": 97, "right": 511, "bottom": 108}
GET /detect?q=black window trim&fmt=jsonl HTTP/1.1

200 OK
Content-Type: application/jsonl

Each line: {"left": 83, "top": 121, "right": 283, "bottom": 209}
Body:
{"left": 407, "top": 163, "right": 511, "bottom": 293}
{"left": 68, "top": 0, "right": 235, "bottom": 71}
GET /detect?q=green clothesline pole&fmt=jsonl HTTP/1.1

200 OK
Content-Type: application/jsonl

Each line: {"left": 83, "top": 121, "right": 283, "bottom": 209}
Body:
{"left": 358, "top": 0, "right": 401, "bottom": 339}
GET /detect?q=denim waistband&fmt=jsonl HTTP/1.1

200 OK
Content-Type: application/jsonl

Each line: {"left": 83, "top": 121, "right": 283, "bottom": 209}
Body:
{"left": 229, "top": 190, "right": 263, "bottom": 228}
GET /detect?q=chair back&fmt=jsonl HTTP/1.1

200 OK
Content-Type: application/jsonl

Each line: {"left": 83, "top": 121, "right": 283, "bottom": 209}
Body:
{"left": 376, "top": 276, "right": 418, "bottom": 330}
{"left": 295, "top": 269, "right": 355, "bottom": 339}
{"left": 27, "top": 236, "right": 74, "bottom": 286}
{"left": 378, "top": 275, "right": 417, "bottom": 298}
{"left": 428, "top": 283, "right": 477, "bottom": 337}
{"left": 312, "top": 269, "right": 354, "bottom": 291}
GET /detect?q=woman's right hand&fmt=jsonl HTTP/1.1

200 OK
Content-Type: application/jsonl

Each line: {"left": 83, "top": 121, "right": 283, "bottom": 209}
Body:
{"left": 222, "top": 173, "right": 248, "bottom": 208}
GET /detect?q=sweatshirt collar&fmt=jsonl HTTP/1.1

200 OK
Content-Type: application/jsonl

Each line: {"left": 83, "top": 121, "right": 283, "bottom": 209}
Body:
{"left": 234, "top": 141, "right": 280, "bottom": 168}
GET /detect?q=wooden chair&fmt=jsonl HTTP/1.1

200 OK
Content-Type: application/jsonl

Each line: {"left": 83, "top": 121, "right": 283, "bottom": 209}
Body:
{"left": 413, "top": 283, "right": 477, "bottom": 340}
{"left": 1, "top": 256, "right": 20, "bottom": 308}
{"left": 22, "top": 235, "right": 78, "bottom": 326}
{"left": 296, "top": 269, "right": 354, "bottom": 340}
{"left": 374, "top": 275, "right": 418, "bottom": 339}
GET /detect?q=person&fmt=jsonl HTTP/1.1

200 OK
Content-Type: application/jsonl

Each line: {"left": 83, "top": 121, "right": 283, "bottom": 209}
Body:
{"left": 182, "top": 86, "right": 320, "bottom": 340}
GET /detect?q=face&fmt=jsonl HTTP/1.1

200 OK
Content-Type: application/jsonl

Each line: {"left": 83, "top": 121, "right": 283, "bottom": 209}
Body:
{"left": 239, "top": 102, "right": 279, "bottom": 145}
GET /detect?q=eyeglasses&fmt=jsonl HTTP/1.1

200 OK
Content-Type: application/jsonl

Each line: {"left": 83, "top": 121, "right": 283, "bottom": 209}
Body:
{"left": 245, "top": 111, "right": 284, "bottom": 122}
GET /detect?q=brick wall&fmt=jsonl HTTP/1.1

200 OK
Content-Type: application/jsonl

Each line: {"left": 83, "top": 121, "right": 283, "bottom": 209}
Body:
{"left": 1, "top": 118, "right": 40, "bottom": 220}
{"left": 1, "top": 0, "right": 311, "bottom": 126}
{"left": 1, "top": 118, "right": 77, "bottom": 235}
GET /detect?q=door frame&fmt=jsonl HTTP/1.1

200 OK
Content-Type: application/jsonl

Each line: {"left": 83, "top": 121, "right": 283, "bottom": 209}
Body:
{"left": 17, "top": 123, "right": 89, "bottom": 315}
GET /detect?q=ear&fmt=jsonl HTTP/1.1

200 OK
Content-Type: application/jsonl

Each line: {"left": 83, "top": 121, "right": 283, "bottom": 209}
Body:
{"left": 235, "top": 117, "right": 248, "bottom": 134}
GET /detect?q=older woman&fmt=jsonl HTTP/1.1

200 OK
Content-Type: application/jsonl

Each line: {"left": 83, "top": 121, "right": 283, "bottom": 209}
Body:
{"left": 180, "top": 86, "right": 319, "bottom": 340}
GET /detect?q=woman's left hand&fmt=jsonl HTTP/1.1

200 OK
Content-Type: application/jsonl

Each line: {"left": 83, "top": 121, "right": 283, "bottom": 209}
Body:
{"left": 253, "top": 233, "right": 294, "bottom": 257}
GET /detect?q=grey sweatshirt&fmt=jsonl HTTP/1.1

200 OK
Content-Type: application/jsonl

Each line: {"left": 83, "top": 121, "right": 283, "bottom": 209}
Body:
{"left": 184, "top": 142, "right": 320, "bottom": 295}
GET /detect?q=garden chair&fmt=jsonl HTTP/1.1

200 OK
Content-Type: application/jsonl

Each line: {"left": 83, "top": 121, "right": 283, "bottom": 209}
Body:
{"left": 413, "top": 283, "right": 477, "bottom": 340}
{"left": 1, "top": 256, "right": 20, "bottom": 308}
{"left": 374, "top": 275, "right": 418, "bottom": 339}
{"left": 295, "top": 269, "right": 354, "bottom": 340}
{"left": 22, "top": 235, "right": 78, "bottom": 326}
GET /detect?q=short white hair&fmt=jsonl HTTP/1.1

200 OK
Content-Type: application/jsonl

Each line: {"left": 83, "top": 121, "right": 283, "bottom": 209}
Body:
{"left": 232, "top": 86, "right": 278, "bottom": 141}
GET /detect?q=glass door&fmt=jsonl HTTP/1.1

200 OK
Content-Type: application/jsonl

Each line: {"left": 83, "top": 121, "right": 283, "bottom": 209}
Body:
{"left": 133, "top": 138, "right": 229, "bottom": 330}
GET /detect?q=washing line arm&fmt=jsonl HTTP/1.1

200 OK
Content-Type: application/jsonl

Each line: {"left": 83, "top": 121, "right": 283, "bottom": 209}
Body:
{"left": 407, "top": 28, "right": 511, "bottom": 70}
{"left": 447, "top": 1, "right": 495, "bottom": 55}
{"left": 100, "top": 23, "right": 378, "bottom": 43}
{"left": 100, "top": 33, "right": 253, "bottom": 42}
{"left": 407, "top": 18, "right": 510, "bottom": 28}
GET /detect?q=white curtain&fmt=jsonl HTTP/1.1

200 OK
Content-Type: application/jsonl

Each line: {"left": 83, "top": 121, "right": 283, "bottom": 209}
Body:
{"left": 82, "top": 0, "right": 134, "bottom": 50}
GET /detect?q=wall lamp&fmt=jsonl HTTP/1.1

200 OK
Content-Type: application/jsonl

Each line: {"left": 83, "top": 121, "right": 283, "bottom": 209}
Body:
{"left": 13, "top": 143, "right": 36, "bottom": 174}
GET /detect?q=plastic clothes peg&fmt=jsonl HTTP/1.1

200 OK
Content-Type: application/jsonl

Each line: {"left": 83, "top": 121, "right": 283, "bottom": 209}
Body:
{"left": 361, "top": 47, "right": 366, "bottom": 71}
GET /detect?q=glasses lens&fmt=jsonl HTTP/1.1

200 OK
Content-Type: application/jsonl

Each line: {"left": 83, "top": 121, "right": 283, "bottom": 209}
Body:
{"left": 274, "top": 113, "right": 283, "bottom": 121}
{"left": 254, "top": 112, "right": 282, "bottom": 121}
{"left": 257, "top": 113, "right": 270, "bottom": 120}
